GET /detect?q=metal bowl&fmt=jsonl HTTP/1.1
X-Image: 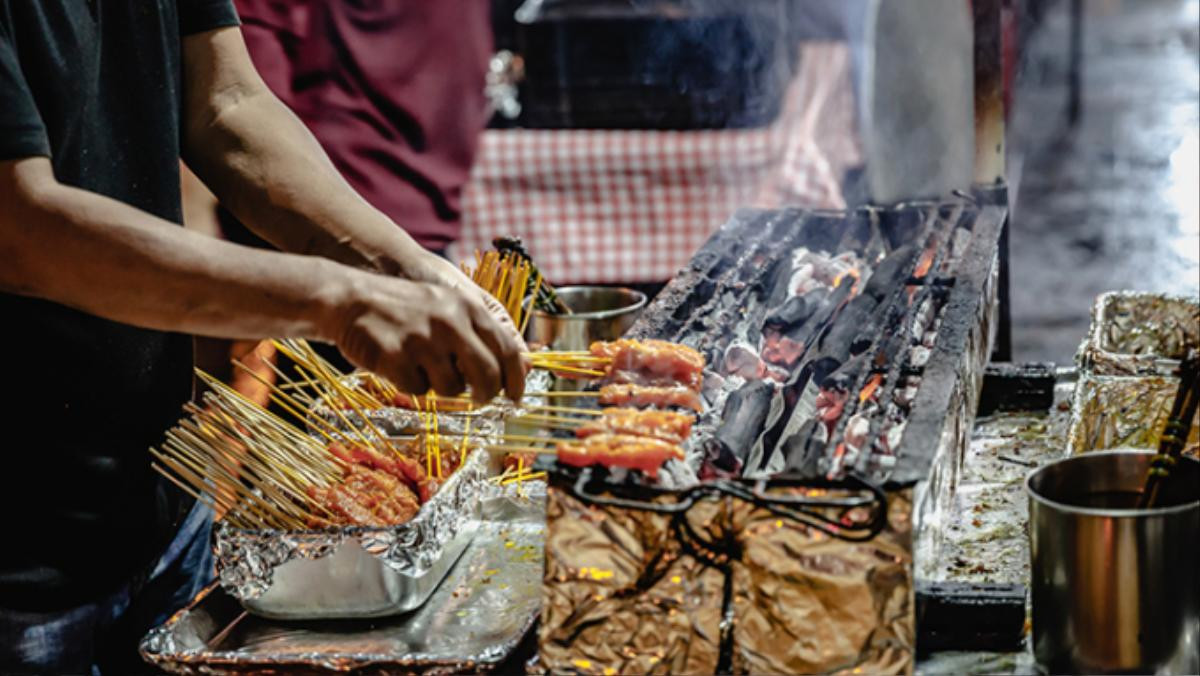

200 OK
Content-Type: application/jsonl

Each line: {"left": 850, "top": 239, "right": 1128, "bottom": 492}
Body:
{"left": 527, "top": 286, "right": 647, "bottom": 351}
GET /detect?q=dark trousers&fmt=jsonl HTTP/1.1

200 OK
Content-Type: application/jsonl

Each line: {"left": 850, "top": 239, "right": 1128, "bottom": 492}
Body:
{"left": 0, "top": 504, "right": 214, "bottom": 675}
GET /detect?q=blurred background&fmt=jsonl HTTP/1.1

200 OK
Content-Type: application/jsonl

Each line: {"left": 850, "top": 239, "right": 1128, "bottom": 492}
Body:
{"left": 202, "top": 0, "right": 1199, "bottom": 370}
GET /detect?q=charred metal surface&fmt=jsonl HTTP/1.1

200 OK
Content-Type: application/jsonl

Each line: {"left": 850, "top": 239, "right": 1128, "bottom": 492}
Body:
{"left": 977, "top": 363, "right": 1058, "bottom": 416}
{"left": 916, "top": 581, "right": 1025, "bottom": 653}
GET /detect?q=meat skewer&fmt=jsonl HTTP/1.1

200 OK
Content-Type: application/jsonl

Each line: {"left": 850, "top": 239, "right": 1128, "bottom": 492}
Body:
{"left": 555, "top": 433, "right": 685, "bottom": 478}
{"left": 576, "top": 408, "right": 695, "bottom": 444}
{"left": 591, "top": 339, "right": 706, "bottom": 391}
{"left": 598, "top": 383, "right": 704, "bottom": 412}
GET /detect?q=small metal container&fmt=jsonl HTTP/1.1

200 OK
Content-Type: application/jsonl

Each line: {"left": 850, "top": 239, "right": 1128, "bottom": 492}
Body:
{"left": 1027, "top": 450, "right": 1200, "bottom": 674}
{"left": 527, "top": 285, "right": 647, "bottom": 351}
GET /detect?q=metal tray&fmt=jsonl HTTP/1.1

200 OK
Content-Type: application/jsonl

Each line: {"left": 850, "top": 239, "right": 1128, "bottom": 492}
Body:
{"left": 141, "top": 486, "right": 546, "bottom": 674}
{"left": 1066, "top": 372, "right": 1200, "bottom": 456}
{"left": 215, "top": 450, "right": 490, "bottom": 620}
{"left": 915, "top": 363, "right": 1075, "bottom": 655}
{"left": 1077, "top": 291, "right": 1199, "bottom": 376}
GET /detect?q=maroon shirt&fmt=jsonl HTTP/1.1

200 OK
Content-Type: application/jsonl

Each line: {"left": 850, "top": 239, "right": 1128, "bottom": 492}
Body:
{"left": 236, "top": 0, "right": 492, "bottom": 249}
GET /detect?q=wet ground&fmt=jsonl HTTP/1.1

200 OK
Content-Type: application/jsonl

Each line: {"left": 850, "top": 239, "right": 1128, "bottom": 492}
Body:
{"left": 1009, "top": 0, "right": 1200, "bottom": 363}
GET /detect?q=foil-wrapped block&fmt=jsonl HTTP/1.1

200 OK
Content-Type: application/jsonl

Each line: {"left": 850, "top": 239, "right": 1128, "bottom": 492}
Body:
{"left": 1077, "top": 291, "right": 1199, "bottom": 376}
{"left": 1067, "top": 374, "right": 1200, "bottom": 457}
{"left": 541, "top": 471, "right": 914, "bottom": 675}
{"left": 215, "top": 449, "right": 489, "bottom": 619}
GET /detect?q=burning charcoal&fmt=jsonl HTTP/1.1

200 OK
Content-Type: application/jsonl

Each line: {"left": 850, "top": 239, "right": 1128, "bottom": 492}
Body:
{"left": 787, "top": 263, "right": 817, "bottom": 296}
{"left": 787, "top": 282, "right": 854, "bottom": 357}
{"left": 778, "top": 419, "right": 826, "bottom": 478}
{"left": 713, "top": 380, "right": 775, "bottom": 466}
{"left": 861, "top": 244, "right": 917, "bottom": 302}
{"left": 763, "top": 289, "right": 831, "bottom": 334}
{"left": 763, "top": 253, "right": 799, "bottom": 310}
{"left": 723, "top": 342, "right": 764, "bottom": 380}
{"left": 813, "top": 294, "right": 881, "bottom": 362}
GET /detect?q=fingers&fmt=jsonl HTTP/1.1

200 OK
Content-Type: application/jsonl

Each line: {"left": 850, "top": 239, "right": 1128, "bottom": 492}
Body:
{"left": 452, "top": 331, "right": 502, "bottom": 403}
{"left": 422, "top": 355, "right": 467, "bottom": 399}
{"left": 464, "top": 295, "right": 528, "bottom": 402}
{"left": 380, "top": 362, "right": 429, "bottom": 398}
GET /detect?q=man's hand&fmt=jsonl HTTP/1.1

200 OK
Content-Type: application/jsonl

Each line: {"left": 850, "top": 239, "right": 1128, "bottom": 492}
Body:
{"left": 330, "top": 271, "right": 527, "bottom": 403}
{"left": 402, "top": 250, "right": 531, "bottom": 358}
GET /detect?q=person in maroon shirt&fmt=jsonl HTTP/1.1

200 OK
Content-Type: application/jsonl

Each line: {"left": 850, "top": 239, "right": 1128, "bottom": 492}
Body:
{"left": 234, "top": 0, "right": 493, "bottom": 251}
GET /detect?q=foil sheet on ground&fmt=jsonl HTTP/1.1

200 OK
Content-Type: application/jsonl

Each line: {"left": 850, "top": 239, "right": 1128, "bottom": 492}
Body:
{"left": 141, "top": 497, "right": 545, "bottom": 674}
{"left": 215, "top": 450, "right": 489, "bottom": 619}
{"left": 1067, "top": 374, "right": 1200, "bottom": 456}
{"left": 1077, "top": 291, "right": 1199, "bottom": 376}
{"left": 540, "top": 478, "right": 914, "bottom": 675}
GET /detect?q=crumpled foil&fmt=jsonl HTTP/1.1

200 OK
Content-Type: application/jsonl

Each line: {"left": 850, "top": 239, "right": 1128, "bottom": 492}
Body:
{"left": 215, "top": 449, "right": 489, "bottom": 602}
{"left": 1068, "top": 374, "right": 1200, "bottom": 456}
{"left": 309, "top": 371, "right": 552, "bottom": 439}
{"left": 541, "top": 481, "right": 914, "bottom": 675}
{"left": 1077, "top": 291, "right": 1199, "bottom": 376}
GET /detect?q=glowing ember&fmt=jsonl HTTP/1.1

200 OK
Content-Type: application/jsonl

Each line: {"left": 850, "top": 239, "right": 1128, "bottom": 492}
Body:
{"left": 832, "top": 268, "right": 861, "bottom": 289}
{"left": 858, "top": 374, "right": 883, "bottom": 404}
{"left": 913, "top": 247, "right": 936, "bottom": 280}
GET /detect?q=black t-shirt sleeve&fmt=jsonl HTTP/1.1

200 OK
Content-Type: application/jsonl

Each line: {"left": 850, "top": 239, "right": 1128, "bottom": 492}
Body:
{"left": 0, "top": 30, "right": 51, "bottom": 161}
{"left": 178, "top": 0, "right": 241, "bottom": 37}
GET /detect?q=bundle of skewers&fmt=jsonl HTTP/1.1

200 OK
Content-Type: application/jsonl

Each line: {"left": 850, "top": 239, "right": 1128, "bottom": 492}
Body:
{"left": 150, "top": 356, "right": 473, "bottom": 530}
{"left": 275, "top": 334, "right": 708, "bottom": 481}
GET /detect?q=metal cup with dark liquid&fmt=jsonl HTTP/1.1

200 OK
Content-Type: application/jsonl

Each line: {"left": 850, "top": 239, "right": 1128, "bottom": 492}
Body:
{"left": 1027, "top": 450, "right": 1200, "bottom": 674}
{"left": 526, "top": 286, "right": 647, "bottom": 352}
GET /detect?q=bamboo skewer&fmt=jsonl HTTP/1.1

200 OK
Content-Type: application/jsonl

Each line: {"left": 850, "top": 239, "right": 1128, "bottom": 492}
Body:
{"left": 510, "top": 413, "right": 582, "bottom": 430}
{"left": 524, "top": 403, "right": 603, "bottom": 416}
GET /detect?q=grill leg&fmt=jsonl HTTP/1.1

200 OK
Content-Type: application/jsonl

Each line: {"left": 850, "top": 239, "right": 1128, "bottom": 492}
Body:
{"left": 994, "top": 212, "right": 1013, "bottom": 362}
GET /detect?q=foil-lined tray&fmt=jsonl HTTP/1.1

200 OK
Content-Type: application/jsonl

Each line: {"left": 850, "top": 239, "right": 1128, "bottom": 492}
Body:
{"left": 1077, "top": 291, "right": 1199, "bottom": 376}
{"left": 540, "top": 471, "right": 913, "bottom": 675}
{"left": 215, "top": 449, "right": 489, "bottom": 620}
{"left": 141, "top": 489, "right": 545, "bottom": 675}
{"left": 1067, "top": 373, "right": 1200, "bottom": 456}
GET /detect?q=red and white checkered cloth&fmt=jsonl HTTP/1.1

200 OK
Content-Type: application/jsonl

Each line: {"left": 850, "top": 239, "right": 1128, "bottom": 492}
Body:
{"left": 453, "top": 43, "right": 863, "bottom": 284}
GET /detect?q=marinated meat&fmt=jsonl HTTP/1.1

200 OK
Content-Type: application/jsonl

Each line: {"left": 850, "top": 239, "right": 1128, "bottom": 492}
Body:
{"left": 591, "top": 339, "right": 706, "bottom": 391}
{"left": 577, "top": 408, "right": 695, "bottom": 444}
{"left": 556, "top": 433, "right": 685, "bottom": 478}
{"left": 598, "top": 383, "right": 704, "bottom": 412}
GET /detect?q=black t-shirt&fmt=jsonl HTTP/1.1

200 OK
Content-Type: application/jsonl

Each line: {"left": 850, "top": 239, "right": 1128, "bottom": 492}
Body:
{"left": 0, "top": 0, "right": 239, "bottom": 611}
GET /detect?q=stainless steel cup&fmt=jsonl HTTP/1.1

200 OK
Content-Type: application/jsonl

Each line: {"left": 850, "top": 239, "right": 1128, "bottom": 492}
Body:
{"left": 1027, "top": 450, "right": 1200, "bottom": 674}
{"left": 526, "top": 286, "right": 647, "bottom": 351}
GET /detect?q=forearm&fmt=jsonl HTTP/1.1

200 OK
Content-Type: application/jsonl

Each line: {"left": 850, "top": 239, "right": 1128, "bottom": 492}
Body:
{"left": 0, "top": 159, "right": 350, "bottom": 341}
{"left": 182, "top": 76, "right": 424, "bottom": 277}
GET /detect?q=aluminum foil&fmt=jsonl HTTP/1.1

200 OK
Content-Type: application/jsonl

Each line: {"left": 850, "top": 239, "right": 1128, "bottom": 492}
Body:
{"left": 1077, "top": 291, "right": 1199, "bottom": 376}
{"left": 141, "top": 495, "right": 545, "bottom": 674}
{"left": 309, "top": 371, "right": 552, "bottom": 439}
{"left": 541, "top": 482, "right": 914, "bottom": 675}
{"left": 215, "top": 449, "right": 490, "bottom": 619}
{"left": 1067, "top": 374, "right": 1200, "bottom": 457}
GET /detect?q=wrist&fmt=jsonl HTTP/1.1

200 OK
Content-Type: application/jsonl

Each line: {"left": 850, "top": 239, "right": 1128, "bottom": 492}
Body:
{"left": 310, "top": 258, "right": 367, "bottom": 346}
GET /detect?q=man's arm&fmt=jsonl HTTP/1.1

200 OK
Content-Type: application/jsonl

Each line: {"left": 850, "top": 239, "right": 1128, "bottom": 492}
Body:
{"left": 0, "top": 157, "right": 519, "bottom": 401}
{"left": 179, "top": 29, "right": 486, "bottom": 292}
{"left": 178, "top": 27, "right": 527, "bottom": 395}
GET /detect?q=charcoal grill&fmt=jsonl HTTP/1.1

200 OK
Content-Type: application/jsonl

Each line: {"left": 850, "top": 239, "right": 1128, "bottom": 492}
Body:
{"left": 540, "top": 197, "right": 1005, "bottom": 674}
